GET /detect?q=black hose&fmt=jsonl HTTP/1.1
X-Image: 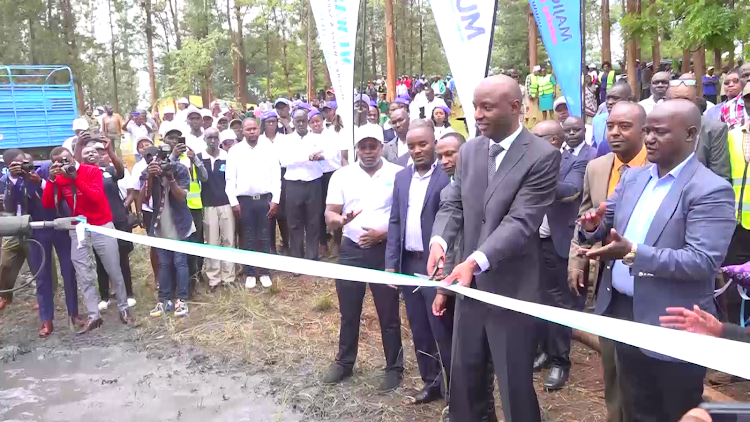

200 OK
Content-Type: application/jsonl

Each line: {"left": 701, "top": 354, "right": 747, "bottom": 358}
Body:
{"left": 0, "top": 238, "right": 46, "bottom": 294}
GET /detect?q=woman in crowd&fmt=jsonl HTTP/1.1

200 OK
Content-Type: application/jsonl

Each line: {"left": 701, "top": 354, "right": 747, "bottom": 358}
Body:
{"left": 431, "top": 102, "right": 455, "bottom": 140}
{"left": 259, "top": 111, "right": 289, "bottom": 255}
{"left": 367, "top": 100, "right": 380, "bottom": 125}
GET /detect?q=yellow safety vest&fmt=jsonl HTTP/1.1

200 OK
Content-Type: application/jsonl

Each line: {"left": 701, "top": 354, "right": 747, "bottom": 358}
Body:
{"left": 539, "top": 75, "right": 555, "bottom": 96}
{"left": 728, "top": 128, "right": 750, "bottom": 229}
{"left": 599, "top": 71, "right": 615, "bottom": 90}
{"left": 529, "top": 74, "right": 539, "bottom": 98}
{"left": 180, "top": 155, "right": 203, "bottom": 210}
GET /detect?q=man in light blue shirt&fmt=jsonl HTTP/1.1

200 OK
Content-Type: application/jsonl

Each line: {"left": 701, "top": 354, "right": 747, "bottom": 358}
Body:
{"left": 593, "top": 82, "right": 633, "bottom": 157}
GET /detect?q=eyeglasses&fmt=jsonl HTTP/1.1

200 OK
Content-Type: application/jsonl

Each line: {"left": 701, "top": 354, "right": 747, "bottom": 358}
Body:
{"left": 724, "top": 78, "right": 740, "bottom": 85}
{"left": 669, "top": 79, "right": 696, "bottom": 87}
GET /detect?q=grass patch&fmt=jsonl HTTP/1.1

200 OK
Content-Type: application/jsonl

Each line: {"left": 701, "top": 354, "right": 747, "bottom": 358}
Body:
{"left": 312, "top": 294, "right": 333, "bottom": 312}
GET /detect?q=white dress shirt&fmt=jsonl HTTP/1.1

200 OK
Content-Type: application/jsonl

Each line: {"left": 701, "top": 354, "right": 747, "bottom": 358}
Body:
{"left": 225, "top": 139, "right": 282, "bottom": 206}
{"left": 563, "top": 141, "right": 586, "bottom": 156}
{"left": 396, "top": 137, "right": 409, "bottom": 157}
{"left": 638, "top": 95, "right": 664, "bottom": 115}
{"left": 326, "top": 158, "right": 401, "bottom": 244}
{"left": 183, "top": 130, "right": 205, "bottom": 153}
{"left": 429, "top": 125, "right": 523, "bottom": 272}
{"left": 277, "top": 131, "right": 324, "bottom": 181}
{"left": 405, "top": 161, "right": 438, "bottom": 251}
{"left": 130, "top": 158, "right": 153, "bottom": 212}
{"left": 320, "top": 126, "right": 343, "bottom": 173}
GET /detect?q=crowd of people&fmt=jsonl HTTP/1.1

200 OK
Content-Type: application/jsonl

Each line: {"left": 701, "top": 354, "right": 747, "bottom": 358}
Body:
{"left": 0, "top": 59, "right": 748, "bottom": 422}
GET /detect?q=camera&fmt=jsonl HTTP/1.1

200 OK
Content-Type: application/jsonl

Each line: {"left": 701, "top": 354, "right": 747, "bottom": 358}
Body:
{"left": 144, "top": 144, "right": 174, "bottom": 175}
{"left": 60, "top": 157, "right": 76, "bottom": 175}
{"left": 21, "top": 161, "right": 34, "bottom": 173}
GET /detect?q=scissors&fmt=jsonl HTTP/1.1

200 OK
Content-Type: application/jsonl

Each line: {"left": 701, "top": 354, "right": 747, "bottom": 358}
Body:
{"left": 412, "top": 255, "right": 445, "bottom": 293}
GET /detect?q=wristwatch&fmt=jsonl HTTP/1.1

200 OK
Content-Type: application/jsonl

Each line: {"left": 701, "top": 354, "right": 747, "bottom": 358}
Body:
{"left": 623, "top": 243, "right": 638, "bottom": 267}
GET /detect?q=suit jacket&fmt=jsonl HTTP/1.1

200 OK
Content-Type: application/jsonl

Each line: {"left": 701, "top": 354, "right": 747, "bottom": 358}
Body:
{"left": 395, "top": 152, "right": 410, "bottom": 167}
{"left": 382, "top": 138, "right": 400, "bottom": 164}
{"left": 386, "top": 163, "right": 451, "bottom": 272}
{"left": 577, "top": 143, "right": 597, "bottom": 162}
{"left": 696, "top": 116, "right": 731, "bottom": 183}
{"left": 432, "top": 129, "right": 561, "bottom": 302}
{"left": 547, "top": 150, "right": 587, "bottom": 258}
{"left": 580, "top": 157, "right": 736, "bottom": 337}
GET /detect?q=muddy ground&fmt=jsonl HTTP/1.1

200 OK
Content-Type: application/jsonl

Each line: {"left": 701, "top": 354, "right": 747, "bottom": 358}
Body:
{"left": 0, "top": 244, "right": 743, "bottom": 421}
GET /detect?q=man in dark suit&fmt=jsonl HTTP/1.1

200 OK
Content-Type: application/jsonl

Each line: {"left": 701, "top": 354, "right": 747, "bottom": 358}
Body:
{"left": 428, "top": 75, "right": 561, "bottom": 422}
{"left": 530, "top": 120, "right": 587, "bottom": 390}
{"left": 562, "top": 116, "right": 596, "bottom": 161}
{"left": 386, "top": 120, "right": 452, "bottom": 405}
{"left": 666, "top": 73, "right": 731, "bottom": 182}
{"left": 383, "top": 108, "right": 410, "bottom": 164}
{"left": 578, "top": 99, "right": 736, "bottom": 421}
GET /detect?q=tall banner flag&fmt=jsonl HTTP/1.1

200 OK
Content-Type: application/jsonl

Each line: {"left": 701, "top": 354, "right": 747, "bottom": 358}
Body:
{"left": 529, "top": 0, "right": 582, "bottom": 117}
{"left": 429, "top": 0, "right": 497, "bottom": 139}
{"left": 310, "top": 0, "right": 360, "bottom": 154}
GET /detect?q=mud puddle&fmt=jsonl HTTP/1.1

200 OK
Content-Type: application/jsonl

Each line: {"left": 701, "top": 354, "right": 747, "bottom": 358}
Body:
{"left": 1, "top": 345, "right": 307, "bottom": 422}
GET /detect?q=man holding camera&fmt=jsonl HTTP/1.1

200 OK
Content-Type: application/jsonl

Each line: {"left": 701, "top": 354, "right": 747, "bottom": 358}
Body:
{"left": 140, "top": 137, "right": 197, "bottom": 318}
{"left": 42, "top": 142, "right": 132, "bottom": 334}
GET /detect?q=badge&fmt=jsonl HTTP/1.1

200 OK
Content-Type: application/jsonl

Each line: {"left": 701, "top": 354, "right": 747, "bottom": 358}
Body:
{"left": 220, "top": 163, "right": 226, "bottom": 172}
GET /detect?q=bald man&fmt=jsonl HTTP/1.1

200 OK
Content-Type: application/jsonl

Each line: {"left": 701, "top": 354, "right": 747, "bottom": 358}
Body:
{"left": 593, "top": 81, "right": 633, "bottom": 158}
{"left": 578, "top": 99, "right": 736, "bottom": 421}
{"left": 666, "top": 73, "right": 730, "bottom": 182}
{"left": 531, "top": 120, "right": 587, "bottom": 390}
{"left": 385, "top": 120, "right": 453, "bottom": 405}
{"left": 428, "top": 75, "right": 560, "bottom": 422}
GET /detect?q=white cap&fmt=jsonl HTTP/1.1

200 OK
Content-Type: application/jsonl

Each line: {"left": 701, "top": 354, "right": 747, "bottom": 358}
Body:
{"left": 220, "top": 129, "right": 236, "bottom": 143}
{"left": 177, "top": 97, "right": 190, "bottom": 105}
{"left": 553, "top": 97, "right": 567, "bottom": 110}
{"left": 588, "top": 63, "right": 597, "bottom": 69}
{"left": 72, "top": 117, "right": 89, "bottom": 131}
{"left": 533, "top": 65, "right": 541, "bottom": 72}
{"left": 355, "top": 123, "right": 384, "bottom": 145}
{"left": 201, "top": 109, "right": 213, "bottom": 119}
{"left": 161, "top": 106, "right": 175, "bottom": 115}
{"left": 185, "top": 105, "right": 201, "bottom": 118}
{"left": 92, "top": 142, "right": 106, "bottom": 149}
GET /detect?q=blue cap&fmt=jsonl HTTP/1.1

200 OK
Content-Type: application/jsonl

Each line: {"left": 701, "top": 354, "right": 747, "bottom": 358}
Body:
{"left": 354, "top": 94, "right": 371, "bottom": 104}
{"left": 368, "top": 100, "right": 378, "bottom": 108}
{"left": 322, "top": 100, "right": 338, "bottom": 110}
{"left": 434, "top": 105, "right": 451, "bottom": 115}
{"left": 394, "top": 97, "right": 410, "bottom": 106}
{"left": 261, "top": 110, "right": 278, "bottom": 121}
{"left": 274, "top": 98, "right": 290, "bottom": 108}
{"left": 308, "top": 108, "right": 321, "bottom": 120}
{"left": 295, "top": 102, "right": 312, "bottom": 111}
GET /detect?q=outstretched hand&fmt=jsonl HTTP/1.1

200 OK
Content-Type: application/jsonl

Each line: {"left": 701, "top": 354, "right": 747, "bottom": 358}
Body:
{"left": 580, "top": 229, "right": 632, "bottom": 261}
{"left": 579, "top": 202, "right": 606, "bottom": 232}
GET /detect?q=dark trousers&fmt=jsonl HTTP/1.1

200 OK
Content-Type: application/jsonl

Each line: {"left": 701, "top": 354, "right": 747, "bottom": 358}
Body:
{"left": 536, "top": 238, "right": 584, "bottom": 367}
{"left": 319, "top": 171, "right": 342, "bottom": 246}
{"left": 30, "top": 229, "right": 78, "bottom": 321}
{"left": 450, "top": 296, "right": 540, "bottom": 422}
{"left": 96, "top": 220, "right": 134, "bottom": 299}
{"left": 188, "top": 208, "right": 204, "bottom": 278}
{"left": 285, "top": 178, "right": 322, "bottom": 260}
{"left": 401, "top": 253, "right": 454, "bottom": 393}
{"left": 335, "top": 238, "right": 403, "bottom": 373}
{"left": 608, "top": 291, "right": 706, "bottom": 422}
{"left": 239, "top": 195, "right": 271, "bottom": 277}
{"left": 270, "top": 170, "right": 290, "bottom": 253}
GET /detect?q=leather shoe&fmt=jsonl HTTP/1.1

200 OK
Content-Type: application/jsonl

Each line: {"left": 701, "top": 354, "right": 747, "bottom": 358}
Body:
{"left": 533, "top": 352, "right": 548, "bottom": 372}
{"left": 413, "top": 386, "right": 442, "bottom": 404}
{"left": 77, "top": 318, "right": 103, "bottom": 335}
{"left": 38, "top": 321, "right": 53, "bottom": 338}
{"left": 544, "top": 365, "right": 570, "bottom": 391}
{"left": 70, "top": 315, "right": 86, "bottom": 328}
{"left": 378, "top": 370, "right": 402, "bottom": 393}
{"left": 322, "top": 363, "right": 352, "bottom": 384}
{"left": 120, "top": 309, "right": 134, "bottom": 325}
{"left": 0, "top": 297, "right": 10, "bottom": 310}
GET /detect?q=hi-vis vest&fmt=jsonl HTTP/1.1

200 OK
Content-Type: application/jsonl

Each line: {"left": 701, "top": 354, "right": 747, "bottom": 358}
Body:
{"left": 727, "top": 128, "right": 750, "bottom": 229}
{"left": 529, "top": 74, "right": 539, "bottom": 98}
{"left": 599, "top": 71, "right": 615, "bottom": 90}
{"left": 538, "top": 75, "right": 555, "bottom": 96}
{"left": 180, "top": 155, "right": 202, "bottom": 210}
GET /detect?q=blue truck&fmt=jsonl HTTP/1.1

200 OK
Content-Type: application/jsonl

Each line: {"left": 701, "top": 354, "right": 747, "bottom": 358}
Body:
{"left": 0, "top": 65, "right": 78, "bottom": 162}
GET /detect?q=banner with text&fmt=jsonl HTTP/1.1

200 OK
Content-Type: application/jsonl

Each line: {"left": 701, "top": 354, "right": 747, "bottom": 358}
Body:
{"left": 310, "top": 0, "right": 360, "bottom": 153}
{"left": 430, "top": 0, "right": 497, "bottom": 138}
{"left": 529, "top": 0, "right": 582, "bottom": 117}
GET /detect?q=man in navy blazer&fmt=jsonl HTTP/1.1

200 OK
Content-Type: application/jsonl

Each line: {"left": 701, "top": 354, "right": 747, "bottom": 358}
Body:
{"left": 530, "top": 121, "right": 588, "bottom": 390}
{"left": 386, "top": 120, "right": 452, "bottom": 405}
{"left": 578, "top": 100, "right": 736, "bottom": 422}
{"left": 562, "top": 116, "right": 596, "bottom": 161}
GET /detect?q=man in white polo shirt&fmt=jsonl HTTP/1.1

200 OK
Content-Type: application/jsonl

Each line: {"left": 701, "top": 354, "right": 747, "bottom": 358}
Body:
{"left": 321, "top": 124, "right": 404, "bottom": 393}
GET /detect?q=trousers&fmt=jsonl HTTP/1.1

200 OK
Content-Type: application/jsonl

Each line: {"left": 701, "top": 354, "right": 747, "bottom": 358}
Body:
{"left": 239, "top": 195, "right": 271, "bottom": 277}
{"left": 335, "top": 238, "right": 403, "bottom": 373}
{"left": 70, "top": 221, "right": 128, "bottom": 319}
{"left": 188, "top": 208, "right": 204, "bottom": 279}
{"left": 0, "top": 236, "right": 31, "bottom": 302}
{"left": 96, "top": 220, "right": 134, "bottom": 300}
{"left": 30, "top": 229, "right": 78, "bottom": 321}
{"left": 203, "top": 204, "right": 236, "bottom": 286}
{"left": 285, "top": 179, "right": 322, "bottom": 260}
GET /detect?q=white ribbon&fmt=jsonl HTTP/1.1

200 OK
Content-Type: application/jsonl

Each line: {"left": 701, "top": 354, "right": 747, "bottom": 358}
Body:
{"left": 82, "top": 223, "right": 750, "bottom": 380}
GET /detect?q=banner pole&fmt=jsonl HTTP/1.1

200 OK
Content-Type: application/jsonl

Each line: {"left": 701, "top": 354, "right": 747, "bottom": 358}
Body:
{"left": 581, "top": 0, "right": 586, "bottom": 117}
{"left": 484, "top": 0, "right": 500, "bottom": 77}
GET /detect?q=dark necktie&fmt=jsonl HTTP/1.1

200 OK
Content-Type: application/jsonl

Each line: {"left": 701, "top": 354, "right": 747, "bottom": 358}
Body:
{"left": 568, "top": 147, "right": 575, "bottom": 154}
{"left": 488, "top": 142, "right": 504, "bottom": 183}
{"left": 619, "top": 163, "right": 630, "bottom": 178}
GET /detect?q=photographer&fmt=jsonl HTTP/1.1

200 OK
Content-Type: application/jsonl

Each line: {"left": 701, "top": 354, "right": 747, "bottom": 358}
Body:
{"left": 139, "top": 142, "right": 194, "bottom": 318}
{"left": 130, "top": 136, "right": 159, "bottom": 287}
{"left": 0, "top": 149, "right": 81, "bottom": 337}
{"left": 78, "top": 141, "right": 136, "bottom": 310}
{"left": 42, "top": 144, "right": 132, "bottom": 334}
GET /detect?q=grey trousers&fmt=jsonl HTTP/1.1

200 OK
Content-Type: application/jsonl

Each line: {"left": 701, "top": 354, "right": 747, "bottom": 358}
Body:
{"left": 70, "top": 221, "right": 128, "bottom": 319}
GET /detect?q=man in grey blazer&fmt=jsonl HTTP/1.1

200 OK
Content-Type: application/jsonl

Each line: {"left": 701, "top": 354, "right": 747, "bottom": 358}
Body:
{"left": 428, "top": 75, "right": 561, "bottom": 422}
{"left": 578, "top": 100, "right": 736, "bottom": 422}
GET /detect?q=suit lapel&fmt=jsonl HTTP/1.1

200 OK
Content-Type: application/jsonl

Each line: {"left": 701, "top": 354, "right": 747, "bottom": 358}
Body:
{"left": 642, "top": 157, "right": 699, "bottom": 246}
{"left": 421, "top": 165, "right": 441, "bottom": 213}
{"left": 615, "top": 168, "right": 651, "bottom": 234}
{"left": 593, "top": 153, "right": 615, "bottom": 206}
{"left": 484, "top": 131, "right": 529, "bottom": 206}
{"left": 401, "top": 167, "right": 412, "bottom": 224}
{"left": 559, "top": 151, "right": 572, "bottom": 178}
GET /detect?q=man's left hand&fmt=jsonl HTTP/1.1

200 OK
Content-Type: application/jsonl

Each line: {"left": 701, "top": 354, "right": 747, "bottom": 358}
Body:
{"left": 27, "top": 171, "right": 42, "bottom": 185}
{"left": 442, "top": 257, "right": 478, "bottom": 287}
{"left": 186, "top": 149, "right": 195, "bottom": 160}
{"left": 358, "top": 227, "right": 386, "bottom": 248}
{"left": 267, "top": 202, "right": 279, "bottom": 219}
{"left": 583, "top": 228, "right": 632, "bottom": 261}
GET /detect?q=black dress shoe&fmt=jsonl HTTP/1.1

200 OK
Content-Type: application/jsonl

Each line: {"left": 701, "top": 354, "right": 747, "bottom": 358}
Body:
{"left": 533, "top": 352, "right": 548, "bottom": 372}
{"left": 543, "top": 365, "right": 570, "bottom": 391}
{"left": 77, "top": 318, "right": 103, "bottom": 335}
{"left": 413, "top": 387, "right": 442, "bottom": 404}
{"left": 322, "top": 363, "right": 352, "bottom": 384}
{"left": 378, "top": 370, "right": 402, "bottom": 393}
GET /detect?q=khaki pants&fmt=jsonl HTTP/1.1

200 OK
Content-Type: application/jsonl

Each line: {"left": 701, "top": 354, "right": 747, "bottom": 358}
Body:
{"left": 203, "top": 204, "right": 236, "bottom": 286}
{"left": 0, "top": 236, "right": 30, "bottom": 301}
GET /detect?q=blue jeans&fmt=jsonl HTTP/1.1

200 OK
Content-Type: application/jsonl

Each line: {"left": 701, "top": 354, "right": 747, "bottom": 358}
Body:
{"left": 156, "top": 247, "right": 189, "bottom": 303}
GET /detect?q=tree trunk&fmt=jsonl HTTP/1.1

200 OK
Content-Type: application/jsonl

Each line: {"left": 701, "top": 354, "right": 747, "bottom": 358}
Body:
{"left": 107, "top": 0, "right": 119, "bottom": 113}
{"left": 408, "top": 0, "right": 413, "bottom": 76}
{"left": 682, "top": 49, "right": 690, "bottom": 73}
{"left": 601, "top": 0, "right": 611, "bottom": 64}
{"left": 385, "top": 0, "right": 397, "bottom": 101}
{"left": 265, "top": 14, "right": 271, "bottom": 99}
{"left": 419, "top": 0, "right": 424, "bottom": 75}
{"left": 528, "top": 7, "right": 538, "bottom": 68}
{"left": 228, "top": 0, "right": 240, "bottom": 104}
{"left": 145, "top": 0, "right": 157, "bottom": 106}
{"left": 324, "top": 65, "right": 332, "bottom": 89}
{"left": 693, "top": 46, "right": 705, "bottom": 94}
{"left": 60, "top": 0, "right": 84, "bottom": 114}
{"left": 273, "top": 5, "right": 292, "bottom": 97}
{"left": 370, "top": 0, "right": 377, "bottom": 81}
{"left": 728, "top": 47, "right": 735, "bottom": 68}
{"left": 401, "top": 0, "right": 407, "bottom": 77}
{"left": 235, "top": 4, "right": 248, "bottom": 107}
{"left": 28, "top": 18, "right": 38, "bottom": 64}
{"left": 306, "top": 0, "right": 314, "bottom": 102}
{"left": 650, "top": 0, "right": 659, "bottom": 69}
{"left": 169, "top": 0, "right": 181, "bottom": 49}
{"left": 714, "top": 49, "right": 722, "bottom": 74}
{"left": 625, "top": 0, "right": 637, "bottom": 98}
